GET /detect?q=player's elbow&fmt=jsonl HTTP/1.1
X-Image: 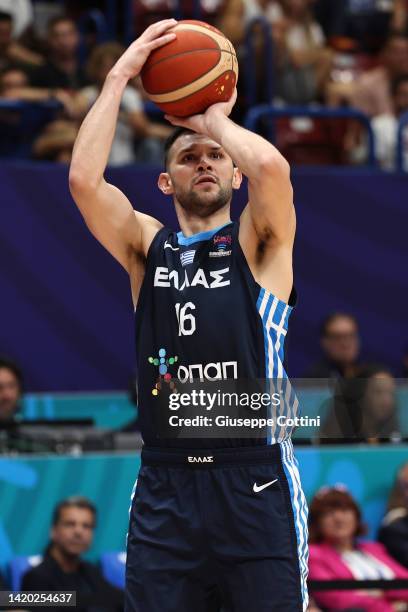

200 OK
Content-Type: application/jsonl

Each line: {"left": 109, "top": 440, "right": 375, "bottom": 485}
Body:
{"left": 258, "top": 154, "right": 290, "bottom": 179}
{"left": 69, "top": 165, "right": 98, "bottom": 199}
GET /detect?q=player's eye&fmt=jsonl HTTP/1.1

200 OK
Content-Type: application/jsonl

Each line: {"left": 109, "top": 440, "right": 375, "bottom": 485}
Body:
{"left": 211, "top": 152, "right": 223, "bottom": 159}
{"left": 182, "top": 154, "right": 195, "bottom": 162}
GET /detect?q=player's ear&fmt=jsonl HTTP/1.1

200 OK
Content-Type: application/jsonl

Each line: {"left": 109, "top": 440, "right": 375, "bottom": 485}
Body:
{"left": 158, "top": 172, "right": 174, "bottom": 195}
{"left": 232, "top": 167, "right": 243, "bottom": 190}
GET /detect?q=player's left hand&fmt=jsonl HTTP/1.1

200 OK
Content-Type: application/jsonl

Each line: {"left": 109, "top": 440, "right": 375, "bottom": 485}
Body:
{"left": 165, "top": 87, "right": 237, "bottom": 134}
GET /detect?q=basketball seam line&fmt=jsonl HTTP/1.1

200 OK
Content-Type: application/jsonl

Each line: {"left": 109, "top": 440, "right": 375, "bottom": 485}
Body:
{"left": 227, "top": 39, "right": 236, "bottom": 73}
{"left": 155, "top": 69, "right": 235, "bottom": 105}
{"left": 142, "top": 48, "right": 235, "bottom": 74}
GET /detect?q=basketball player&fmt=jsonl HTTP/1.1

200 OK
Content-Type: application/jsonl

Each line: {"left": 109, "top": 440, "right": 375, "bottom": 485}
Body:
{"left": 69, "top": 19, "right": 309, "bottom": 612}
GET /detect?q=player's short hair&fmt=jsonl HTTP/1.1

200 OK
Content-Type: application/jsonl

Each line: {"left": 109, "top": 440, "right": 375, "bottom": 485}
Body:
{"left": 163, "top": 126, "right": 236, "bottom": 170}
{"left": 52, "top": 496, "right": 97, "bottom": 527}
{"left": 163, "top": 127, "right": 197, "bottom": 169}
{"left": 319, "top": 312, "right": 358, "bottom": 338}
{"left": 0, "top": 356, "right": 23, "bottom": 391}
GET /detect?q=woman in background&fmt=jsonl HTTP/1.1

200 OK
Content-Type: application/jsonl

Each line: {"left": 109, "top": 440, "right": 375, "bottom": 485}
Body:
{"left": 308, "top": 486, "right": 408, "bottom": 611}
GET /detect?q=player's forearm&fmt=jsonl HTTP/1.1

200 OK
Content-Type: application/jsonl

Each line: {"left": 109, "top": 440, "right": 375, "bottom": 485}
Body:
{"left": 69, "top": 71, "right": 128, "bottom": 191}
{"left": 205, "top": 113, "right": 289, "bottom": 178}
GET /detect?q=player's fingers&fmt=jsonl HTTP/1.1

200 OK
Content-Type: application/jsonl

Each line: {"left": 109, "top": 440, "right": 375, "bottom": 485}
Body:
{"left": 142, "top": 19, "right": 177, "bottom": 41}
{"left": 164, "top": 114, "right": 187, "bottom": 128}
{"left": 146, "top": 32, "right": 176, "bottom": 51}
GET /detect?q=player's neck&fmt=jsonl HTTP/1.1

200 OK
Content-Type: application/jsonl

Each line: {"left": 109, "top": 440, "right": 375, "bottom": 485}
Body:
{"left": 176, "top": 208, "right": 231, "bottom": 238}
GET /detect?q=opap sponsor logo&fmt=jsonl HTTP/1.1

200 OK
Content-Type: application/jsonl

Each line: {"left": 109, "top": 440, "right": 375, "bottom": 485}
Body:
{"left": 177, "top": 360, "right": 238, "bottom": 383}
{"left": 148, "top": 347, "right": 178, "bottom": 396}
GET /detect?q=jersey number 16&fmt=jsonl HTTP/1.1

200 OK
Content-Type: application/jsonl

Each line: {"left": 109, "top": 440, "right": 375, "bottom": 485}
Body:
{"left": 175, "top": 302, "right": 196, "bottom": 336}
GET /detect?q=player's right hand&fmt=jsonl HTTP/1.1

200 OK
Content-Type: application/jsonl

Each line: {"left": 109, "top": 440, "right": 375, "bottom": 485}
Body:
{"left": 111, "top": 19, "right": 177, "bottom": 81}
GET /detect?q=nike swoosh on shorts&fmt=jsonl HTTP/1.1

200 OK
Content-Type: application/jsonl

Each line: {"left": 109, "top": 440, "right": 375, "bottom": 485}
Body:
{"left": 253, "top": 478, "right": 278, "bottom": 493}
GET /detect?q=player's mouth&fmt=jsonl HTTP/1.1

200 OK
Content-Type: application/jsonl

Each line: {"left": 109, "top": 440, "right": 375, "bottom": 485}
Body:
{"left": 194, "top": 174, "right": 217, "bottom": 187}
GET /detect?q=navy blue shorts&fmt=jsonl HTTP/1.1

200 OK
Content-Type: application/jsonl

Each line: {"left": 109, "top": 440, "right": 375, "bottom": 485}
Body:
{"left": 125, "top": 440, "right": 309, "bottom": 612}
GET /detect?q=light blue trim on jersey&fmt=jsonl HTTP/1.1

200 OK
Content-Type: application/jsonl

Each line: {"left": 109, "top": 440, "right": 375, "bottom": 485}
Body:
{"left": 281, "top": 438, "right": 309, "bottom": 611}
{"left": 177, "top": 221, "right": 232, "bottom": 246}
{"left": 256, "top": 286, "right": 296, "bottom": 443}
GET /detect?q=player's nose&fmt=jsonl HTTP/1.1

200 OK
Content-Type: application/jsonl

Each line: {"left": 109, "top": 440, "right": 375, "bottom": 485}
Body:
{"left": 197, "top": 157, "right": 213, "bottom": 170}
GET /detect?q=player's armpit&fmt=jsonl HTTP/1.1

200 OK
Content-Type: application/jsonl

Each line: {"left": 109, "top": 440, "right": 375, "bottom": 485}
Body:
{"left": 239, "top": 204, "right": 295, "bottom": 304}
{"left": 69, "top": 177, "right": 162, "bottom": 273}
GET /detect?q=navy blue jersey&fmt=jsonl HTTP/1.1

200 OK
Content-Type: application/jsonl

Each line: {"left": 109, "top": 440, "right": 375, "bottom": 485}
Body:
{"left": 135, "top": 221, "right": 297, "bottom": 448}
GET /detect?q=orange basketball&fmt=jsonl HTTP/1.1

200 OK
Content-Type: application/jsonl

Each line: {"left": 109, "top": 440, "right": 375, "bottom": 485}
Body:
{"left": 140, "top": 20, "right": 238, "bottom": 118}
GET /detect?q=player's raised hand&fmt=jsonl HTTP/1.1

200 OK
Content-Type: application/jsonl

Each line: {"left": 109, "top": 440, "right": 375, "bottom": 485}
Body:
{"left": 112, "top": 19, "right": 177, "bottom": 81}
{"left": 165, "top": 88, "right": 237, "bottom": 134}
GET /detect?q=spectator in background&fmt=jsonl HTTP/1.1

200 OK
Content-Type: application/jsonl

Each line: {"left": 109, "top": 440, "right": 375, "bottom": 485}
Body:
{"left": 308, "top": 485, "right": 408, "bottom": 612}
{"left": 320, "top": 365, "right": 401, "bottom": 444}
{"left": 351, "top": 32, "right": 408, "bottom": 118}
{"left": 74, "top": 42, "right": 172, "bottom": 165}
{"left": 379, "top": 462, "right": 408, "bottom": 568}
{"left": 0, "top": 11, "right": 42, "bottom": 72}
{"left": 0, "top": 64, "right": 28, "bottom": 90}
{"left": 0, "top": 356, "right": 23, "bottom": 423}
{"left": 373, "top": 73, "right": 408, "bottom": 171}
{"left": 32, "top": 118, "right": 79, "bottom": 163}
{"left": 22, "top": 496, "right": 123, "bottom": 612}
{"left": 215, "top": 0, "right": 284, "bottom": 61}
{"left": 0, "top": 64, "right": 77, "bottom": 114}
{"left": 305, "top": 313, "right": 361, "bottom": 379}
{"left": 274, "top": 0, "right": 333, "bottom": 104}
{"left": 0, "top": 0, "right": 33, "bottom": 39}
{"left": 219, "top": 0, "right": 332, "bottom": 105}
{"left": 31, "top": 16, "right": 87, "bottom": 91}
{"left": 0, "top": 64, "right": 80, "bottom": 162}
{"left": 134, "top": 0, "right": 226, "bottom": 37}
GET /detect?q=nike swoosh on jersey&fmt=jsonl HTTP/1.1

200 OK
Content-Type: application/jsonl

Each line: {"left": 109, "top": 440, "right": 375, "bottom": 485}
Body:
{"left": 253, "top": 478, "right": 278, "bottom": 493}
{"left": 164, "top": 240, "right": 179, "bottom": 251}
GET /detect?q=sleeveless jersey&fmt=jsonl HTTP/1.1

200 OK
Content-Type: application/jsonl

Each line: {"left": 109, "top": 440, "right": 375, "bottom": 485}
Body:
{"left": 135, "top": 221, "right": 298, "bottom": 448}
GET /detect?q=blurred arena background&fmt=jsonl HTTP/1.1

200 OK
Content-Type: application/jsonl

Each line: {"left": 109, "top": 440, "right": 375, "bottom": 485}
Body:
{"left": 0, "top": 1, "right": 408, "bottom": 611}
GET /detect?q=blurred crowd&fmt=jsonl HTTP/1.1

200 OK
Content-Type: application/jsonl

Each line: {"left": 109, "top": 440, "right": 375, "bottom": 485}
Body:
{"left": 0, "top": 469, "right": 407, "bottom": 611}
{"left": 0, "top": 0, "right": 408, "bottom": 167}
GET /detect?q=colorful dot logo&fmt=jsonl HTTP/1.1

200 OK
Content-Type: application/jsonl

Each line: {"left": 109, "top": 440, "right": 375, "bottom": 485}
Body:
{"left": 148, "top": 348, "right": 178, "bottom": 396}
